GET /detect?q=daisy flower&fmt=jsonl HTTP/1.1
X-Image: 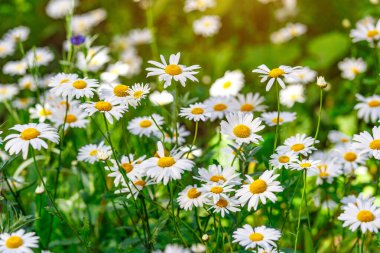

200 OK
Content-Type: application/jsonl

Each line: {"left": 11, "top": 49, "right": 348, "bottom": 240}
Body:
{"left": 354, "top": 94, "right": 380, "bottom": 123}
{"left": 207, "top": 196, "right": 240, "bottom": 217}
{"left": 177, "top": 185, "right": 206, "bottom": 211}
{"left": 127, "top": 114, "right": 164, "bottom": 137}
{"left": 334, "top": 144, "right": 367, "bottom": 173}
{"left": 290, "top": 159, "right": 320, "bottom": 174}
{"left": 328, "top": 130, "right": 351, "bottom": 146}
{"left": 0, "top": 40, "right": 15, "bottom": 58}
{"left": 46, "top": 0, "right": 76, "bottom": 19}
{"left": 128, "top": 83, "right": 151, "bottom": 107}
{"left": 220, "top": 112, "right": 265, "bottom": 145}
{"left": 154, "top": 244, "right": 191, "bottom": 253}
{"left": 235, "top": 170, "right": 283, "bottom": 211}
{"left": 146, "top": 52, "right": 201, "bottom": 88}
{"left": 107, "top": 154, "right": 146, "bottom": 186}
{"left": 286, "top": 66, "right": 316, "bottom": 85}
{"left": 81, "top": 98, "right": 127, "bottom": 124}
{"left": 61, "top": 77, "right": 99, "bottom": 99}
{"left": 269, "top": 151, "right": 298, "bottom": 170}
{"left": 116, "top": 177, "right": 154, "bottom": 200}
{"left": 12, "top": 97, "right": 34, "bottom": 109}
{"left": 350, "top": 18, "right": 380, "bottom": 45}
{"left": 51, "top": 106, "right": 89, "bottom": 129}
{"left": 184, "top": 0, "right": 216, "bottom": 12}
{"left": 141, "top": 142, "right": 194, "bottom": 185}
{"left": 341, "top": 193, "right": 376, "bottom": 208}
{"left": 193, "top": 15, "right": 221, "bottom": 37}
{"left": 200, "top": 182, "right": 235, "bottom": 204}
{"left": 48, "top": 73, "right": 78, "bottom": 97}
{"left": 277, "top": 134, "right": 317, "bottom": 156}
{"left": 3, "top": 60, "right": 28, "bottom": 76}
{"left": 127, "top": 28, "right": 152, "bottom": 45}
{"left": 338, "top": 198, "right": 380, "bottom": 233}
{"left": 4, "top": 26, "right": 30, "bottom": 42}
{"left": 0, "top": 229, "right": 39, "bottom": 252}
{"left": 121, "top": 49, "right": 143, "bottom": 77}
{"left": 76, "top": 46, "right": 110, "bottom": 72}
{"left": 164, "top": 124, "right": 190, "bottom": 145}
{"left": 204, "top": 96, "right": 233, "bottom": 121}
{"left": 261, "top": 111, "right": 296, "bottom": 126}
{"left": 149, "top": 90, "right": 174, "bottom": 106}
{"left": 231, "top": 93, "right": 266, "bottom": 114}
{"left": 280, "top": 84, "right": 305, "bottom": 108}
{"left": 4, "top": 123, "right": 59, "bottom": 159}
{"left": 233, "top": 225, "right": 281, "bottom": 250}
{"left": 252, "top": 64, "right": 300, "bottom": 91}
{"left": 25, "top": 47, "right": 54, "bottom": 66}
{"left": 309, "top": 159, "right": 342, "bottom": 184}
{"left": 194, "top": 164, "right": 241, "bottom": 185}
{"left": 179, "top": 103, "right": 210, "bottom": 122}
{"left": 29, "top": 103, "right": 53, "bottom": 122}
{"left": 98, "top": 83, "right": 134, "bottom": 105}
{"left": 338, "top": 58, "right": 367, "bottom": 80}
{"left": 257, "top": 246, "right": 284, "bottom": 253}
{"left": 0, "top": 85, "right": 19, "bottom": 102}
{"left": 18, "top": 75, "right": 36, "bottom": 91}
{"left": 209, "top": 70, "right": 244, "bottom": 97}
{"left": 353, "top": 126, "right": 380, "bottom": 159}
{"left": 77, "top": 142, "right": 111, "bottom": 164}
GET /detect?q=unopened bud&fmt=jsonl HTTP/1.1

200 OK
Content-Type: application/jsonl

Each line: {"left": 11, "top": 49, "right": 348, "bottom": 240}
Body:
{"left": 317, "top": 76, "right": 328, "bottom": 89}
{"left": 202, "top": 234, "right": 209, "bottom": 241}
{"left": 342, "top": 19, "right": 351, "bottom": 28}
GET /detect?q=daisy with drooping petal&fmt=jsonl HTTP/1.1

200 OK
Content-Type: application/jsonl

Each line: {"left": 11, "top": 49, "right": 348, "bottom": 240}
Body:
{"left": 61, "top": 77, "right": 99, "bottom": 99}
{"left": 338, "top": 198, "right": 380, "bottom": 233}
{"left": 252, "top": 64, "right": 300, "bottom": 91}
{"left": 277, "top": 134, "right": 317, "bottom": 156}
{"left": 177, "top": 185, "right": 206, "bottom": 211}
{"left": 208, "top": 196, "right": 240, "bottom": 217}
{"left": 220, "top": 112, "right": 265, "bottom": 145}
{"left": 353, "top": 126, "right": 380, "bottom": 159}
{"left": 200, "top": 182, "right": 235, "bottom": 204}
{"left": 179, "top": 103, "right": 210, "bottom": 122}
{"left": 231, "top": 92, "right": 266, "bottom": 114}
{"left": 328, "top": 130, "right": 351, "bottom": 146}
{"left": 290, "top": 159, "right": 320, "bottom": 174}
{"left": 4, "top": 123, "right": 59, "bottom": 159}
{"left": 51, "top": 105, "right": 89, "bottom": 129}
{"left": 193, "top": 15, "right": 221, "bottom": 37}
{"left": 233, "top": 225, "right": 281, "bottom": 250}
{"left": 269, "top": 151, "right": 298, "bottom": 170}
{"left": 194, "top": 164, "right": 241, "bottom": 185}
{"left": 107, "top": 154, "right": 146, "bottom": 186}
{"left": 354, "top": 94, "right": 380, "bottom": 123}
{"left": 0, "top": 229, "right": 39, "bottom": 252}
{"left": 77, "top": 142, "right": 111, "bottom": 164}
{"left": 236, "top": 170, "right": 283, "bottom": 211}
{"left": 338, "top": 58, "right": 367, "bottom": 80}
{"left": 127, "top": 114, "right": 164, "bottom": 137}
{"left": 81, "top": 98, "right": 127, "bottom": 124}
{"left": 29, "top": 103, "right": 53, "bottom": 122}
{"left": 280, "top": 84, "right": 305, "bottom": 108}
{"left": 146, "top": 52, "right": 201, "bottom": 88}
{"left": 261, "top": 111, "right": 296, "bottom": 126}
{"left": 141, "top": 142, "right": 194, "bottom": 185}
{"left": 204, "top": 96, "right": 233, "bottom": 121}
{"left": 209, "top": 70, "right": 244, "bottom": 97}
{"left": 334, "top": 144, "right": 367, "bottom": 173}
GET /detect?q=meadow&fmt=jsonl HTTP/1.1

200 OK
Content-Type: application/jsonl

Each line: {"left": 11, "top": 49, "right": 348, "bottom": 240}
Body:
{"left": 0, "top": 0, "right": 380, "bottom": 252}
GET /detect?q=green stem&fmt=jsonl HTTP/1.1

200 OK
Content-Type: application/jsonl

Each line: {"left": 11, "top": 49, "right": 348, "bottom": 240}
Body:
{"left": 314, "top": 89, "right": 323, "bottom": 143}
{"left": 273, "top": 82, "right": 281, "bottom": 153}
{"left": 294, "top": 171, "right": 306, "bottom": 253}
{"left": 187, "top": 121, "right": 199, "bottom": 159}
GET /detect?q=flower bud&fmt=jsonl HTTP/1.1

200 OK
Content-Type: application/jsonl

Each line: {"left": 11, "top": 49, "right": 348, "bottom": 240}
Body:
{"left": 317, "top": 76, "right": 328, "bottom": 89}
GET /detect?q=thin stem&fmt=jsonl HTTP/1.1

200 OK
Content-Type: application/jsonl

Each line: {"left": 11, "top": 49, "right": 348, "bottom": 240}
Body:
{"left": 314, "top": 89, "right": 323, "bottom": 143}
{"left": 294, "top": 171, "right": 306, "bottom": 253}
{"left": 273, "top": 82, "right": 281, "bottom": 153}
{"left": 187, "top": 121, "right": 199, "bottom": 159}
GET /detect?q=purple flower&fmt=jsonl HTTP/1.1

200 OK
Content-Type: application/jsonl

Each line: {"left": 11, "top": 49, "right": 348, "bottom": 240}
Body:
{"left": 70, "top": 35, "right": 86, "bottom": 46}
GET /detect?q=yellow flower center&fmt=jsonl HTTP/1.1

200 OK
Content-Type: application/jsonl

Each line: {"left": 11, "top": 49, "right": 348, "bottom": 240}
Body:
{"left": 165, "top": 64, "right": 182, "bottom": 76}
{"left": 40, "top": 108, "right": 52, "bottom": 116}
{"left": 134, "top": 180, "right": 146, "bottom": 187}
{"left": 72, "top": 80, "right": 87, "bottom": 89}
{"left": 134, "top": 90, "right": 144, "bottom": 98}
{"left": 269, "top": 68, "right": 285, "bottom": 78}
{"left": 319, "top": 171, "right": 329, "bottom": 178}
{"left": 89, "top": 150, "right": 97, "bottom": 156}
{"left": 5, "top": 235, "right": 23, "bottom": 249}
{"left": 249, "top": 179, "right": 267, "bottom": 194}
{"left": 20, "top": 128, "right": 40, "bottom": 140}
{"left": 223, "top": 81, "right": 232, "bottom": 89}
{"left": 122, "top": 163, "right": 133, "bottom": 173}
{"left": 95, "top": 101, "right": 112, "bottom": 111}
{"left": 187, "top": 188, "right": 201, "bottom": 199}
{"left": 24, "top": 82, "right": 32, "bottom": 89}
{"left": 213, "top": 103, "right": 227, "bottom": 111}
{"left": 271, "top": 117, "right": 284, "bottom": 124}
{"left": 344, "top": 152, "right": 357, "bottom": 162}
{"left": 210, "top": 186, "right": 223, "bottom": 194}
{"left": 351, "top": 67, "right": 360, "bottom": 75}
{"left": 367, "top": 29, "right": 379, "bottom": 38}
{"left": 191, "top": 107, "right": 204, "bottom": 115}
{"left": 139, "top": 120, "right": 152, "bottom": 128}
{"left": 65, "top": 114, "right": 77, "bottom": 123}
{"left": 113, "top": 84, "right": 129, "bottom": 97}
{"left": 370, "top": 139, "right": 380, "bottom": 150}
{"left": 291, "top": 143, "right": 305, "bottom": 152}
{"left": 216, "top": 198, "right": 228, "bottom": 208}
{"left": 210, "top": 175, "right": 226, "bottom": 183}
{"left": 341, "top": 137, "right": 349, "bottom": 143}
{"left": 233, "top": 124, "right": 251, "bottom": 138}
{"left": 278, "top": 156, "right": 290, "bottom": 163}
{"left": 249, "top": 232, "right": 264, "bottom": 242}
{"left": 368, "top": 100, "right": 380, "bottom": 107}
{"left": 157, "top": 157, "right": 176, "bottom": 168}
{"left": 300, "top": 162, "right": 311, "bottom": 168}
{"left": 240, "top": 103, "right": 254, "bottom": 112}
{"left": 60, "top": 78, "right": 69, "bottom": 84}
{"left": 357, "top": 210, "right": 375, "bottom": 222}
